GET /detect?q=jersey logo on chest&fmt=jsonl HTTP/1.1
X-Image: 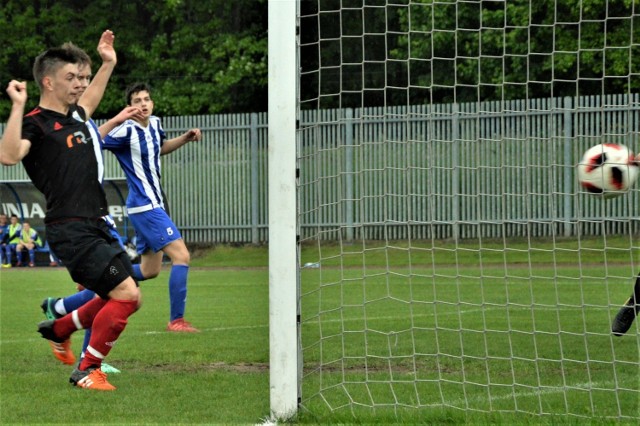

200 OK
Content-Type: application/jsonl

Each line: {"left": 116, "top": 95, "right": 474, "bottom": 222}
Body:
{"left": 66, "top": 131, "right": 89, "bottom": 148}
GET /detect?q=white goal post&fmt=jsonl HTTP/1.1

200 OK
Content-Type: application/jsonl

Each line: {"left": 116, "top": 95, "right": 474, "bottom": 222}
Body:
{"left": 268, "top": 0, "right": 299, "bottom": 419}
{"left": 269, "top": 0, "right": 640, "bottom": 421}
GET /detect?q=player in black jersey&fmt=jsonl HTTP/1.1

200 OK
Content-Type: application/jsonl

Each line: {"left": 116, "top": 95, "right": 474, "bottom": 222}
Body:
{"left": 0, "top": 31, "right": 140, "bottom": 391}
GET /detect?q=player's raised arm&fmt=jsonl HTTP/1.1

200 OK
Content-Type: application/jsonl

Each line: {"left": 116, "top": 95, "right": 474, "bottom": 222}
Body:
{"left": 160, "top": 129, "right": 202, "bottom": 155}
{"left": 0, "top": 80, "right": 32, "bottom": 165}
{"left": 78, "top": 30, "right": 116, "bottom": 119}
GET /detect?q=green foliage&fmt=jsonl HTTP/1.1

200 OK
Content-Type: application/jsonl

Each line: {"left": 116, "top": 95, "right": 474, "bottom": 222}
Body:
{"left": 300, "top": 0, "right": 639, "bottom": 108}
{"left": 0, "top": 0, "right": 267, "bottom": 119}
{"left": 386, "top": 0, "right": 639, "bottom": 104}
{"left": 1, "top": 0, "right": 638, "bottom": 117}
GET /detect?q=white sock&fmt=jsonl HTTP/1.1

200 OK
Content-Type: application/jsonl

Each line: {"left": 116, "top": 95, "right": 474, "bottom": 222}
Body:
{"left": 54, "top": 299, "right": 67, "bottom": 316}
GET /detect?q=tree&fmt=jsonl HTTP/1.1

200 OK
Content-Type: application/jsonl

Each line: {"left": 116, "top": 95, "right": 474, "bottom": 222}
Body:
{"left": 298, "top": 0, "right": 639, "bottom": 109}
{"left": 0, "top": 0, "right": 267, "bottom": 119}
{"left": 392, "top": 0, "right": 640, "bottom": 104}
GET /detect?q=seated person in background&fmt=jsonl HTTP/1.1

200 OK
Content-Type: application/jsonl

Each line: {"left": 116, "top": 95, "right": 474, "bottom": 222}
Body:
{"left": 15, "top": 222, "right": 43, "bottom": 267}
{"left": 0, "top": 214, "right": 8, "bottom": 265}
{"left": 2, "top": 215, "right": 22, "bottom": 268}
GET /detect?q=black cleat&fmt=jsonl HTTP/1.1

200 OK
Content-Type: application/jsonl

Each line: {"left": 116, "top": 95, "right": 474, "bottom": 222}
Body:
{"left": 611, "top": 297, "right": 639, "bottom": 336}
{"left": 37, "top": 320, "right": 65, "bottom": 343}
{"left": 41, "top": 297, "right": 63, "bottom": 320}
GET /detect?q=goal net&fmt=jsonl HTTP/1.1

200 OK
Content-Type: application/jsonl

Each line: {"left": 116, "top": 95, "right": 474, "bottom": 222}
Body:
{"left": 275, "top": 0, "right": 640, "bottom": 421}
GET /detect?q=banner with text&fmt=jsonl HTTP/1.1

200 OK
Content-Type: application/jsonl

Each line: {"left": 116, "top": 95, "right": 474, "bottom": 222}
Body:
{"left": 0, "top": 180, "right": 132, "bottom": 241}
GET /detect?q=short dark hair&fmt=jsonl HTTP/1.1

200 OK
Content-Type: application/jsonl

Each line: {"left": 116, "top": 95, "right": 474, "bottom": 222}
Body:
{"left": 32, "top": 45, "right": 85, "bottom": 90}
{"left": 60, "top": 42, "right": 92, "bottom": 67}
{"left": 125, "top": 82, "right": 152, "bottom": 105}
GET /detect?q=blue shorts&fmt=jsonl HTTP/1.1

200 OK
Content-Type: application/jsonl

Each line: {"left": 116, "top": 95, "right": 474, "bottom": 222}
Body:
{"left": 128, "top": 208, "right": 182, "bottom": 254}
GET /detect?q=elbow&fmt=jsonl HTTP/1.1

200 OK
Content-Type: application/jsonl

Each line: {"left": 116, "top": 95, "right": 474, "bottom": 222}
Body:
{"left": 0, "top": 153, "right": 21, "bottom": 166}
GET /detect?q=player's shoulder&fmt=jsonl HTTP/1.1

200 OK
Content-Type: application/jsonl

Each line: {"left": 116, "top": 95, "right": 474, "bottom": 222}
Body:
{"left": 147, "top": 115, "right": 164, "bottom": 127}
{"left": 23, "top": 107, "right": 49, "bottom": 126}
{"left": 70, "top": 104, "right": 87, "bottom": 121}
{"left": 23, "top": 107, "right": 57, "bottom": 136}
{"left": 109, "top": 119, "right": 136, "bottom": 137}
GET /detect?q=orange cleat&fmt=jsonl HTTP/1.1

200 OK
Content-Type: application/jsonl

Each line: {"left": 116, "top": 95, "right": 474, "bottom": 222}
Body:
{"left": 70, "top": 368, "right": 116, "bottom": 391}
{"left": 48, "top": 339, "right": 76, "bottom": 365}
{"left": 166, "top": 318, "right": 200, "bottom": 332}
{"left": 37, "top": 320, "right": 75, "bottom": 365}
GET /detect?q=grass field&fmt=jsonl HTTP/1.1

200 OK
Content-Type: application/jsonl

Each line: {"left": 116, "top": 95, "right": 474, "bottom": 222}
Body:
{"left": 0, "top": 248, "right": 271, "bottom": 425}
{"left": 1, "top": 240, "right": 639, "bottom": 425}
{"left": 296, "top": 237, "right": 640, "bottom": 424}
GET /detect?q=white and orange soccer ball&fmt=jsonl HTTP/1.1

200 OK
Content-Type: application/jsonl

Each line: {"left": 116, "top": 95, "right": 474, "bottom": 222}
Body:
{"left": 577, "top": 143, "right": 639, "bottom": 198}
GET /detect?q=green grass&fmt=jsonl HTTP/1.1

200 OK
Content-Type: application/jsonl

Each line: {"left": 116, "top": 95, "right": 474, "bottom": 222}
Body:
{"left": 1, "top": 238, "right": 639, "bottom": 425}
{"left": 1, "top": 266, "right": 271, "bottom": 424}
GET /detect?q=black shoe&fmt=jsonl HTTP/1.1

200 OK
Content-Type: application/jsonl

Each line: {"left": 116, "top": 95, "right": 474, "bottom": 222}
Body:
{"left": 611, "top": 297, "right": 639, "bottom": 336}
{"left": 37, "top": 319, "right": 65, "bottom": 343}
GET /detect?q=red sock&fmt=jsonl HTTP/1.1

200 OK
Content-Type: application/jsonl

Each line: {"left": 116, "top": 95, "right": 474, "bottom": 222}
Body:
{"left": 52, "top": 297, "right": 107, "bottom": 339}
{"left": 80, "top": 299, "right": 138, "bottom": 370}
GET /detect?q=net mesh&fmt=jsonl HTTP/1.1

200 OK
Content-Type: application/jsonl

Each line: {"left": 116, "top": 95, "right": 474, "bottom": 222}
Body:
{"left": 297, "top": 0, "right": 639, "bottom": 419}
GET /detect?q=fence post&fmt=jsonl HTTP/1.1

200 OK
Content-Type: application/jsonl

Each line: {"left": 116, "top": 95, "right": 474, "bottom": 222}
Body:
{"left": 451, "top": 103, "right": 460, "bottom": 242}
{"left": 563, "top": 97, "right": 573, "bottom": 237}
{"left": 344, "top": 108, "right": 354, "bottom": 242}
{"left": 251, "top": 113, "right": 259, "bottom": 244}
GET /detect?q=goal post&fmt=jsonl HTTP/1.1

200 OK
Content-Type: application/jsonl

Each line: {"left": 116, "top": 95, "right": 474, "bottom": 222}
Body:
{"left": 268, "top": 0, "right": 640, "bottom": 421}
{"left": 267, "top": 0, "right": 299, "bottom": 419}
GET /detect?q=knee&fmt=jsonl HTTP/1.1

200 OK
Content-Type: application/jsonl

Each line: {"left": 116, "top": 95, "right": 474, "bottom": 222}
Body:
{"left": 173, "top": 249, "right": 191, "bottom": 265}
{"left": 126, "top": 285, "right": 142, "bottom": 305}
{"left": 140, "top": 265, "right": 162, "bottom": 280}
{"left": 130, "top": 290, "right": 143, "bottom": 311}
{"left": 109, "top": 278, "right": 141, "bottom": 303}
{"left": 145, "top": 269, "right": 161, "bottom": 279}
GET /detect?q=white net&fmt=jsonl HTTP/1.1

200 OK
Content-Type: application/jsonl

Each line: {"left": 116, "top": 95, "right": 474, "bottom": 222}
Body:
{"left": 296, "top": 0, "right": 639, "bottom": 420}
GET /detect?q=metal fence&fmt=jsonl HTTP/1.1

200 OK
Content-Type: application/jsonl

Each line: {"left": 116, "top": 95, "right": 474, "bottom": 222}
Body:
{"left": 1, "top": 94, "right": 639, "bottom": 244}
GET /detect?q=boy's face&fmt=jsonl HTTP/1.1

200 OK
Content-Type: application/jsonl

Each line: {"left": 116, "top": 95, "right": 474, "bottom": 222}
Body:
{"left": 129, "top": 90, "right": 154, "bottom": 119}
{"left": 10, "top": 216, "right": 18, "bottom": 225}
{"left": 76, "top": 63, "right": 92, "bottom": 99}
{"left": 44, "top": 63, "right": 82, "bottom": 106}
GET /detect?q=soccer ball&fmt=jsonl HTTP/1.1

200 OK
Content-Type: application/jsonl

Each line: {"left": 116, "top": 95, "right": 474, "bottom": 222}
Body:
{"left": 577, "top": 143, "right": 639, "bottom": 198}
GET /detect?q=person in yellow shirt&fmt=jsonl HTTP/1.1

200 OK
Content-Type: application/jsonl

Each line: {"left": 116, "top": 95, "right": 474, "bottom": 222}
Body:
{"left": 15, "top": 222, "right": 43, "bottom": 267}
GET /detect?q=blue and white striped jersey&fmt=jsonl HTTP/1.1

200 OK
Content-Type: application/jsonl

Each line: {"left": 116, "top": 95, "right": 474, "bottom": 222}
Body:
{"left": 102, "top": 116, "right": 166, "bottom": 214}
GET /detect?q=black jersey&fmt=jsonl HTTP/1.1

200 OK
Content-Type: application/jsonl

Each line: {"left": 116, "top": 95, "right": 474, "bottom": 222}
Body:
{"left": 21, "top": 105, "right": 108, "bottom": 223}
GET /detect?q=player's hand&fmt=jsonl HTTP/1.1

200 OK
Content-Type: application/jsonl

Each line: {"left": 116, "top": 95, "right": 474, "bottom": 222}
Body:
{"left": 185, "top": 128, "right": 202, "bottom": 142}
{"left": 97, "top": 30, "right": 116, "bottom": 64}
{"left": 6, "top": 80, "right": 27, "bottom": 106}
{"left": 114, "top": 106, "right": 144, "bottom": 124}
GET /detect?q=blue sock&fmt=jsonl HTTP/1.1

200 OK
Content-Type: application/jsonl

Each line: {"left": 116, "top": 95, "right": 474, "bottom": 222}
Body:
{"left": 63, "top": 289, "right": 96, "bottom": 312}
{"left": 29, "top": 249, "right": 35, "bottom": 264}
{"left": 169, "top": 265, "right": 189, "bottom": 321}
{"left": 132, "top": 264, "right": 148, "bottom": 281}
{"left": 80, "top": 328, "right": 92, "bottom": 359}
